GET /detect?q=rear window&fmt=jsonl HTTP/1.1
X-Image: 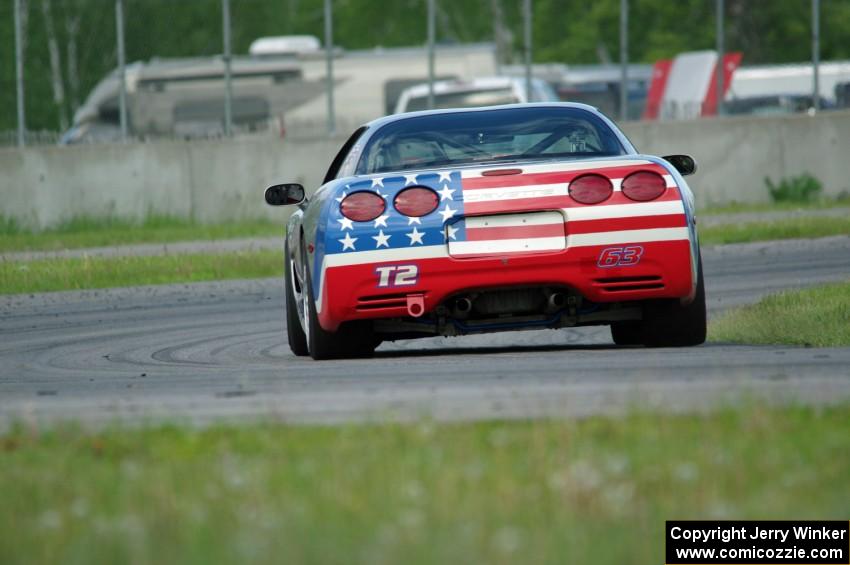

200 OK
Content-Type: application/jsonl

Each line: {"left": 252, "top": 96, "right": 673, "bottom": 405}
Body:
{"left": 357, "top": 106, "right": 625, "bottom": 175}
{"left": 403, "top": 87, "right": 520, "bottom": 112}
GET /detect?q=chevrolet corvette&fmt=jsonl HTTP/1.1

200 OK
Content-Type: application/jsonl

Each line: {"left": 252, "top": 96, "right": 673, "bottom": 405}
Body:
{"left": 265, "top": 103, "right": 705, "bottom": 359}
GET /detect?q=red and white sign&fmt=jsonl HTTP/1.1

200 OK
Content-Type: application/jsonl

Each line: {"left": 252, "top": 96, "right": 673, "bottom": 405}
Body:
{"left": 643, "top": 50, "right": 742, "bottom": 120}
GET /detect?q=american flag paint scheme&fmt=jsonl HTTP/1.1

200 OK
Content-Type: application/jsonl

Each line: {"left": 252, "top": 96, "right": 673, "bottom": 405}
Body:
{"left": 267, "top": 104, "right": 706, "bottom": 359}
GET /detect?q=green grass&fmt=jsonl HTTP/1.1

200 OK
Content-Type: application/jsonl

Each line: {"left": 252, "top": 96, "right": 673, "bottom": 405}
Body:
{"left": 0, "top": 216, "right": 282, "bottom": 253}
{"left": 2, "top": 208, "right": 849, "bottom": 296}
{"left": 702, "top": 197, "right": 850, "bottom": 216}
{"left": 710, "top": 281, "right": 850, "bottom": 347}
{"left": 2, "top": 201, "right": 849, "bottom": 256}
{"left": 3, "top": 219, "right": 848, "bottom": 295}
{"left": 0, "top": 250, "right": 283, "bottom": 294}
{"left": 1, "top": 405, "right": 848, "bottom": 565}
{"left": 699, "top": 215, "right": 850, "bottom": 245}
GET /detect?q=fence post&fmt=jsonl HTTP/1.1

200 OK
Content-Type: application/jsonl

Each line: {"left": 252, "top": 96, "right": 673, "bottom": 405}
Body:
{"left": 427, "top": 0, "right": 436, "bottom": 110}
{"left": 116, "top": 0, "right": 128, "bottom": 140}
{"left": 619, "top": 0, "right": 628, "bottom": 121}
{"left": 715, "top": 0, "right": 724, "bottom": 116}
{"left": 324, "top": 0, "right": 335, "bottom": 136}
{"left": 523, "top": 0, "right": 532, "bottom": 101}
{"left": 222, "top": 0, "right": 233, "bottom": 136}
{"left": 14, "top": 0, "right": 26, "bottom": 147}
{"left": 812, "top": 0, "right": 820, "bottom": 111}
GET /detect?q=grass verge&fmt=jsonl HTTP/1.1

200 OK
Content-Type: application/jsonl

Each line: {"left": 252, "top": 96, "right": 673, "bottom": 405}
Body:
{"left": 2, "top": 213, "right": 848, "bottom": 296}
{"left": 3, "top": 204, "right": 850, "bottom": 255}
{"left": 699, "top": 215, "right": 850, "bottom": 245}
{"left": 0, "top": 250, "right": 283, "bottom": 295}
{"left": 1, "top": 405, "right": 848, "bottom": 565}
{"left": 710, "top": 281, "right": 850, "bottom": 347}
{"left": 0, "top": 216, "right": 282, "bottom": 253}
{"left": 701, "top": 197, "right": 850, "bottom": 216}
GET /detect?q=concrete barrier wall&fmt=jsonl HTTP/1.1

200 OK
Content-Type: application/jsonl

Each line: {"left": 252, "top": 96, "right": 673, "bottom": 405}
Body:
{"left": 2, "top": 110, "right": 850, "bottom": 230}
{"left": 622, "top": 110, "right": 850, "bottom": 206}
{"left": 0, "top": 136, "right": 346, "bottom": 229}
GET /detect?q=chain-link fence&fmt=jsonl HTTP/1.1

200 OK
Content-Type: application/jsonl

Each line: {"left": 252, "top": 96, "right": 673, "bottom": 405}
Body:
{"left": 3, "top": 0, "right": 849, "bottom": 148}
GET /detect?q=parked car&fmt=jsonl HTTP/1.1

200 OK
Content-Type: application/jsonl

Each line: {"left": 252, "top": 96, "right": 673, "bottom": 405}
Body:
{"left": 393, "top": 77, "right": 558, "bottom": 114}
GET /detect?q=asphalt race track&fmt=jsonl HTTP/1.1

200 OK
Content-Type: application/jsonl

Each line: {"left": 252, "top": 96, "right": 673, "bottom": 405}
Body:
{"left": 2, "top": 236, "right": 849, "bottom": 427}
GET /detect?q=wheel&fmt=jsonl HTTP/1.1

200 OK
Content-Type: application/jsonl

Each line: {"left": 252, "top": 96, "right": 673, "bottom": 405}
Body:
{"left": 610, "top": 321, "right": 642, "bottom": 345}
{"left": 641, "top": 254, "right": 707, "bottom": 347}
{"left": 304, "top": 263, "right": 377, "bottom": 360}
{"left": 284, "top": 243, "right": 309, "bottom": 356}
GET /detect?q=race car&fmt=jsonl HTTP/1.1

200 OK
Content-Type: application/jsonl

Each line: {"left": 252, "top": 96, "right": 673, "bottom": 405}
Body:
{"left": 265, "top": 103, "right": 705, "bottom": 360}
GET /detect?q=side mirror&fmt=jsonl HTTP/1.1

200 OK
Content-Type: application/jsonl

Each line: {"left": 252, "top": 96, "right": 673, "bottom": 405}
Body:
{"left": 265, "top": 183, "right": 305, "bottom": 206}
{"left": 662, "top": 154, "right": 697, "bottom": 176}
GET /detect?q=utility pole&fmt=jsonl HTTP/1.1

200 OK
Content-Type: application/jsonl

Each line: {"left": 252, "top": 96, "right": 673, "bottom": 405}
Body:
{"left": 116, "top": 0, "right": 128, "bottom": 140}
{"left": 619, "top": 0, "right": 628, "bottom": 121}
{"left": 324, "top": 0, "right": 335, "bottom": 135}
{"left": 490, "top": 0, "right": 507, "bottom": 73}
{"left": 715, "top": 0, "right": 724, "bottom": 116}
{"left": 812, "top": 0, "right": 820, "bottom": 111}
{"left": 14, "top": 0, "right": 26, "bottom": 147}
{"left": 523, "top": 0, "right": 532, "bottom": 102}
{"left": 222, "top": 0, "right": 233, "bottom": 136}
{"left": 427, "top": 0, "right": 436, "bottom": 109}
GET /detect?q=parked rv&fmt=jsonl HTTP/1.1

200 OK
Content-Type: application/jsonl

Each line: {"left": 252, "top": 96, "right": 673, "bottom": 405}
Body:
{"left": 61, "top": 56, "right": 322, "bottom": 144}
{"left": 62, "top": 40, "right": 498, "bottom": 143}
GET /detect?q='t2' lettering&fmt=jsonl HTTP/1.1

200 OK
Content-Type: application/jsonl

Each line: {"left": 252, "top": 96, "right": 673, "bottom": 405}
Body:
{"left": 375, "top": 265, "right": 419, "bottom": 287}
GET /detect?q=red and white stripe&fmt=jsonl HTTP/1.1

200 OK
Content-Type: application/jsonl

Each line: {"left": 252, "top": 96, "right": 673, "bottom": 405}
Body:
{"left": 459, "top": 159, "right": 690, "bottom": 250}
{"left": 449, "top": 211, "right": 565, "bottom": 257}
{"left": 460, "top": 160, "right": 678, "bottom": 216}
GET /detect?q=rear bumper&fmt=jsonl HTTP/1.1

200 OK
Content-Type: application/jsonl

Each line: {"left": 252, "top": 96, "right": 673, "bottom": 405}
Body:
{"left": 316, "top": 238, "right": 694, "bottom": 331}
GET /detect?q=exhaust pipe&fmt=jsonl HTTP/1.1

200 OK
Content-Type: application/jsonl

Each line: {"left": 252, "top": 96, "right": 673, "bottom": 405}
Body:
{"left": 453, "top": 297, "right": 473, "bottom": 315}
{"left": 547, "top": 292, "right": 566, "bottom": 312}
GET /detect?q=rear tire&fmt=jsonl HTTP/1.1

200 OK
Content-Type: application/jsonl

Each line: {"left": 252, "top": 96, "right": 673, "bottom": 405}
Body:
{"left": 641, "top": 255, "right": 707, "bottom": 347}
{"left": 610, "top": 321, "right": 642, "bottom": 346}
{"left": 305, "top": 268, "right": 377, "bottom": 360}
{"left": 284, "top": 245, "right": 309, "bottom": 356}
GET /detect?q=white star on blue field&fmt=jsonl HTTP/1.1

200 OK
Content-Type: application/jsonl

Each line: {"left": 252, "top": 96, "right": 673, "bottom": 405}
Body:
{"left": 331, "top": 171, "right": 464, "bottom": 253}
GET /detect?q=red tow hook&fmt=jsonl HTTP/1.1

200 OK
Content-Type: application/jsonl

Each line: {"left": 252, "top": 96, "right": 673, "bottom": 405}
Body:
{"left": 406, "top": 294, "right": 425, "bottom": 318}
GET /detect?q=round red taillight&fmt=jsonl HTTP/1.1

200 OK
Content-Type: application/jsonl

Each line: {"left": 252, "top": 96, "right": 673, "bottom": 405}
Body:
{"left": 393, "top": 187, "right": 439, "bottom": 217}
{"left": 621, "top": 171, "right": 666, "bottom": 201}
{"left": 569, "top": 174, "right": 613, "bottom": 205}
{"left": 340, "top": 191, "right": 385, "bottom": 222}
